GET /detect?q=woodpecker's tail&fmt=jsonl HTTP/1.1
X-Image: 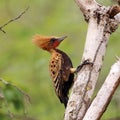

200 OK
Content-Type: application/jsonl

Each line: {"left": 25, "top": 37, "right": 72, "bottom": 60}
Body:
{"left": 63, "top": 96, "right": 68, "bottom": 108}
{"left": 59, "top": 95, "right": 68, "bottom": 108}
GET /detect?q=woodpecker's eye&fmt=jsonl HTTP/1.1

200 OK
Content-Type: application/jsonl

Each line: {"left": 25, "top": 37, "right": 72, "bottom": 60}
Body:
{"left": 49, "top": 38, "right": 59, "bottom": 48}
{"left": 50, "top": 38, "right": 57, "bottom": 43}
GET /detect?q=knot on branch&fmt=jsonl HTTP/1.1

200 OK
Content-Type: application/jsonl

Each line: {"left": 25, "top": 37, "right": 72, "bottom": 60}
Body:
{"left": 100, "top": 5, "right": 120, "bottom": 34}
{"left": 84, "top": 13, "right": 90, "bottom": 22}
{"left": 109, "top": 20, "right": 119, "bottom": 32}
{"left": 104, "top": 19, "right": 119, "bottom": 34}
{"left": 83, "top": 6, "right": 107, "bottom": 23}
{"left": 84, "top": 7, "right": 108, "bottom": 23}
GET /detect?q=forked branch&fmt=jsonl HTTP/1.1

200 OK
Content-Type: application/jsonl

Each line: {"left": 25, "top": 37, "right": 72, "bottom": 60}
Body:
{"left": 83, "top": 59, "right": 120, "bottom": 120}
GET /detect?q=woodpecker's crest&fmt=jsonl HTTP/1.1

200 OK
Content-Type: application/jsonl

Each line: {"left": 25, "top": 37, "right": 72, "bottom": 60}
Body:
{"left": 32, "top": 35, "right": 67, "bottom": 51}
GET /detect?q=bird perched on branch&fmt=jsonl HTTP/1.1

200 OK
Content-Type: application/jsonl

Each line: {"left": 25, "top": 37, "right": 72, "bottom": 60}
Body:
{"left": 32, "top": 35, "right": 91, "bottom": 108}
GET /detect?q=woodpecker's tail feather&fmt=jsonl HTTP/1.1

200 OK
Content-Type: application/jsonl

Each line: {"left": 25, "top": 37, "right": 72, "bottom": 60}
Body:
{"left": 59, "top": 95, "right": 68, "bottom": 108}
{"left": 63, "top": 96, "right": 68, "bottom": 108}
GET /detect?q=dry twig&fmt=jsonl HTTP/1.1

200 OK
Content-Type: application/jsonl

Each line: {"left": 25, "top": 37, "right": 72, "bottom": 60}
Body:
{"left": 0, "top": 6, "right": 29, "bottom": 33}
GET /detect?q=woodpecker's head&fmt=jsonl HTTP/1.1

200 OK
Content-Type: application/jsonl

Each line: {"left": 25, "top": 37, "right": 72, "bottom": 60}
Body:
{"left": 32, "top": 35, "right": 67, "bottom": 51}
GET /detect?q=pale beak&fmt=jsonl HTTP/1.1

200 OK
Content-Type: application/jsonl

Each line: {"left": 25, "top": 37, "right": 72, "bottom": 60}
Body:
{"left": 57, "top": 36, "right": 67, "bottom": 42}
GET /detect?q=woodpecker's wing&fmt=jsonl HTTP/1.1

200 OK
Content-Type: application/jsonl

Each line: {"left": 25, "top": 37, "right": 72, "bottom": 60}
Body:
{"left": 49, "top": 49, "right": 74, "bottom": 107}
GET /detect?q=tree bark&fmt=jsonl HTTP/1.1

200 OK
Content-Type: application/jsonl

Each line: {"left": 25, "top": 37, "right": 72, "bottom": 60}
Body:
{"left": 64, "top": 0, "right": 120, "bottom": 120}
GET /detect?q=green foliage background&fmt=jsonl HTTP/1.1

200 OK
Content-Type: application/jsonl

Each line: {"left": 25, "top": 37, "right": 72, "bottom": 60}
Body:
{"left": 0, "top": 0, "right": 120, "bottom": 120}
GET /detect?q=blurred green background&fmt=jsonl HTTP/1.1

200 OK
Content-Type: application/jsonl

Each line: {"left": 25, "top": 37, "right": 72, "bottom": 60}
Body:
{"left": 0, "top": 0, "right": 120, "bottom": 120}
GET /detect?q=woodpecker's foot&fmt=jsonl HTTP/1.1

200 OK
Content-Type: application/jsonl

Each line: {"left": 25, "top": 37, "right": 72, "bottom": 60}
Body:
{"left": 76, "top": 59, "right": 93, "bottom": 73}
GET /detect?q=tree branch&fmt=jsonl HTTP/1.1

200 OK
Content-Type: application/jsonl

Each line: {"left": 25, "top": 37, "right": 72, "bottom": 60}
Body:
{"left": 0, "top": 78, "right": 30, "bottom": 103}
{"left": 64, "top": 1, "right": 120, "bottom": 120}
{"left": 83, "top": 59, "right": 120, "bottom": 120}
{"left": 0, "top": 6, "right": 29, "bottom": 34}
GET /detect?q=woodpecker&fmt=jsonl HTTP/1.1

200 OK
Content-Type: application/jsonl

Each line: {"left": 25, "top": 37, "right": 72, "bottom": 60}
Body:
{"left": 32, "top": 35, "right": 92, "bottom": 108}
{"left": 32, "top": 35, "right": 75, "bottom": 108}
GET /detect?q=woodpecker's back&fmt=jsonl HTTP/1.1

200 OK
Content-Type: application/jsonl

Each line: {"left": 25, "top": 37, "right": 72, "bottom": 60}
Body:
{"left": 49, "top": 49, "right": 74, "bottom": 108}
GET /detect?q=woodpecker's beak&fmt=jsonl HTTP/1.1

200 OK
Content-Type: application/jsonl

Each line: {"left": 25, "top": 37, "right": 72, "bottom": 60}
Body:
{"left": 57, "top": 36, "right": 67, "bottom": 42}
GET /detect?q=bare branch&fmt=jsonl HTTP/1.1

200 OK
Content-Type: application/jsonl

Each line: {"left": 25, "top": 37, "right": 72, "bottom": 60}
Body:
{"left": 83, "top": 60, "right": 120, "bottom": 120}
{"left": 0, "top": 6, "right": 29, "bottom": 34}
{"left": 0, "top": 78, "right": 31, "bottom": 103}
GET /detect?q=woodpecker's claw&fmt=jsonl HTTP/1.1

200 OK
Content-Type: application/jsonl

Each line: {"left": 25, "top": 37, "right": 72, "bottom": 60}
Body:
{"left": 76, "top": 59, "right": 93, "bottom": 73}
